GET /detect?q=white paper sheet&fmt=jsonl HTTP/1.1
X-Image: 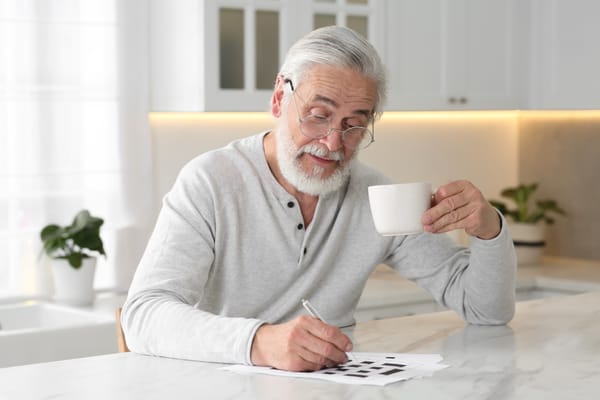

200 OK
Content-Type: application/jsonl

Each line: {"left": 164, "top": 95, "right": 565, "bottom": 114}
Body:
{"left": 222, "top": 352, "right": 449, "bottom": 386}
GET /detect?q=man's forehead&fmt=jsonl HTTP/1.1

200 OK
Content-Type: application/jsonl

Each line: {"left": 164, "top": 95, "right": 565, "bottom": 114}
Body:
{"left": 300, "top": 66, "right": 377, "bottom": 109}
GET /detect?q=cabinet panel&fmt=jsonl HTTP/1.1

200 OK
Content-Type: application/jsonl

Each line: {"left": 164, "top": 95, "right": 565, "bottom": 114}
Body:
{"left": 530, "top": 0, "right": 600, "bottom": 109}
{"left": 255, "top": 10, "right": 280, "bottom": 89}
{"left": 219, "top": 8, "right": 245, "bottom": 90}
{"left": 385, "top": 0, "right": 521, "bottom": 110}
{"left": 460, "top": 0, "right": 521, "bottom": 109}
{"left": 386, "top": 0, "right": 446, "bottom": 110}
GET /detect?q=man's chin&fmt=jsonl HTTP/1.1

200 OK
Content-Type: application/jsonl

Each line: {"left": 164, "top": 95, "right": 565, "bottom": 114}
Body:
{"left": 290, "top": 168, "right": 349, "bottom": 196}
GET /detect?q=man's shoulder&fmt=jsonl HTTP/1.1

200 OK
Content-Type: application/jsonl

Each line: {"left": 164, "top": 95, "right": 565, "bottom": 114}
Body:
{"left": 179, "top": 133, "right": 264, "bottom": 180}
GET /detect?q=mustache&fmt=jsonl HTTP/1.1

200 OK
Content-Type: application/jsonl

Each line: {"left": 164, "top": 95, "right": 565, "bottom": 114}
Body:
{"left": 298, "top": 144, "right": 344, "bottom": 161}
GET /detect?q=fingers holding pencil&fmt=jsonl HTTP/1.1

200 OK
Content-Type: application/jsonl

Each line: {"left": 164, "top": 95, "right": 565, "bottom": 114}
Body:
{"left": 302, "top": 298, "right": 356, "bottom": 361}
{"left": 250, "top": 314, "right": 353, "bottom": 372}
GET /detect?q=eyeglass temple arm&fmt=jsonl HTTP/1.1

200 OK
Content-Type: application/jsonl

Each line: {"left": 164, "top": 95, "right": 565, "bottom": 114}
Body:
{"left": 283, "top": 78, "right": 294, "bottom": 91}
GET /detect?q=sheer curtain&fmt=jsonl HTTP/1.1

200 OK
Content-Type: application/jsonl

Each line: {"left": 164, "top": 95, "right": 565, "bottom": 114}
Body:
{"left": 0, "top": 0, "right": 153, "bottom": 298}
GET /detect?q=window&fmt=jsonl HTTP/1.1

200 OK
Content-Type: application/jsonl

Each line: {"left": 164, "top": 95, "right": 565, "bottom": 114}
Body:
{"left": 0, "top": 0, "right": 152, "bottom": 298}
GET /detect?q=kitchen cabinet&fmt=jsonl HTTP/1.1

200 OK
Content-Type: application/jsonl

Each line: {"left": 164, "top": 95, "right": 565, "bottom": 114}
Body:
{"left": 150, "top": 0, "right": 289, "bottom": 111}
{"left": 528, "top": 0, "right": 600, "bottom": 109}
{"left": 385, "top": 0, "right": 525, "bottom": 110}
{"left": 150, "top": 0, "right": 384, "bottom": 112}
{"left": 151, "top": 1, "right": 599, "bottom": 112}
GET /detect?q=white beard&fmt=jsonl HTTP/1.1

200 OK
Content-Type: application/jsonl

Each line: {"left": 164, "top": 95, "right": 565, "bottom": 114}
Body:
{"left": 275, "top": 121, "right": 357, "bottom": 196}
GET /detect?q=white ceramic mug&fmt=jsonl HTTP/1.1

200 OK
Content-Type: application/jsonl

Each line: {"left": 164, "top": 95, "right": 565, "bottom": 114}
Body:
{"left": 368, "top": 182, "right": 432, "bottom": 236}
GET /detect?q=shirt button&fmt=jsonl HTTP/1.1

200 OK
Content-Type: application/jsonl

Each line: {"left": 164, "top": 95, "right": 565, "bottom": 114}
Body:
{"left": 297, "top": 223, "right": 303, "bottom": 230}
{"left": 287, "top": 201, "right": 294, "bottom": 208}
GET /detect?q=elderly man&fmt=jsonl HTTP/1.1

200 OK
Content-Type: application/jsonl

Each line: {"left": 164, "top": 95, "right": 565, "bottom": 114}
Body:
{"left": 122, "top": 26, "right": 516, "bottom": 372}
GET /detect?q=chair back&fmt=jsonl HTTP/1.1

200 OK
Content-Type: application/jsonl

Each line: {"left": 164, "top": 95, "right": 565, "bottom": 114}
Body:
{"left": 115, "top": 307, "right": 130, "bottom": 352}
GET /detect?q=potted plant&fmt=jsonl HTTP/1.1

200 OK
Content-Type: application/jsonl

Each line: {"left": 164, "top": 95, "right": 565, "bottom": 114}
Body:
{"left": 40, "top": 209, "right": 106, "bottom": 305}
{"left": 490, "top": 183, "right": 565, "bottom": 265}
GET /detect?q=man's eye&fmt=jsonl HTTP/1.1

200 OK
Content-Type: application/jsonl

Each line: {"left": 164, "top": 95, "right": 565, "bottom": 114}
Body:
{"left": 345, "top": 119, "right": 368, "bottom": 129}
{"left": 309, "top": 113, "right": 329, "bottom": 121}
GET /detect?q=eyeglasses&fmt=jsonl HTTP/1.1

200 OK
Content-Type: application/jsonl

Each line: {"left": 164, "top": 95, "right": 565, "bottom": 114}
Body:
{"left": 286, "top": 79, "right": 375, "bottom": 150}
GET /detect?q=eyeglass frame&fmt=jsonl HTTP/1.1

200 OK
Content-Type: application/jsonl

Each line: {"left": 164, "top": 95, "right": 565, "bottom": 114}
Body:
{"left": 284, "top": 79, "right": 375, "bottom": 150}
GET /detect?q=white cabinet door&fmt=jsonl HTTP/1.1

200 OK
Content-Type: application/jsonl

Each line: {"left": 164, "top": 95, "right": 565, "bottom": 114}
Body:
{"left": 454, "top": 0, "right": 523, "bottom": 109}
{"left": 385, "top": 0, "right": 523, "bottom": 110}
{"left": 529, "top": 0, "right": 600, "bottom": 109}
{"left": 204, "top": 0, "right": 292, "bottom": 111}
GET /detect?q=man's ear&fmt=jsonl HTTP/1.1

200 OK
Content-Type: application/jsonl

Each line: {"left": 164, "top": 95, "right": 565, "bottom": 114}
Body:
{"left": 271, "top": 75, "right": 286, "bottom": 117}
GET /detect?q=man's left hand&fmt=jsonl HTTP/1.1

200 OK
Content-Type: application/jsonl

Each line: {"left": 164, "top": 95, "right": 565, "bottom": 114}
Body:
{"left": 422, "top": 180, "right": 501, "bottom": 240}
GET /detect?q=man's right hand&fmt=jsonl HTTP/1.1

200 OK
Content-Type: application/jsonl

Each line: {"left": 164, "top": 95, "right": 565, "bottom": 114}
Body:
{"left": 250, "top": 315, "right": 353, "bottom": 371}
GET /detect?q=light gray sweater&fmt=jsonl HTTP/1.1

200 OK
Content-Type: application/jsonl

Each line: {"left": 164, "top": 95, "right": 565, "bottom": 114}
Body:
{"left": 122, "top": 132, "right": 516, "bottom": 365}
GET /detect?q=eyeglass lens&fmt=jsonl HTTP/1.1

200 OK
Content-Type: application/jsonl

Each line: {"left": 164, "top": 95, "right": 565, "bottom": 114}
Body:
{"left": 286, "top": 79, "right": 374, "bottom": 150}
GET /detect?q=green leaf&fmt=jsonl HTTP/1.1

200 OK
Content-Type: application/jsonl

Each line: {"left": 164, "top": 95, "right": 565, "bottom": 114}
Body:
{"left": 40, "top": 224, "right": 62, "bottom": 242}
{"left": 73, "top": 230, "right": 105, "bottom": 255}
{"left": 528, "top": 211, "right": 545, "bottom": 224}
{"left": 505, "top": 210, "right": 520, "bottom": 222}
{"left": 501, "top": 188, "right": 518, "bottom": 201}
{"left": 537, "top": 200, "right": 566, "bottom": 216}
{"left": 74, "top": 209, "right": 91, "bottom": 227}
{"left": 66, "top": 253, "right": 84, "bottom": 269}
{"left": 43, "top": 236, "right": 67, "bottom": 257}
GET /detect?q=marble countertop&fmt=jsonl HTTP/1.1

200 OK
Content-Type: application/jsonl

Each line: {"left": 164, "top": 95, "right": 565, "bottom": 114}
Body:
{"left": 1, "top": 290, "right": 599, "bottom": 399}
{"left": 357, "top": 256, "right": 600, "bottom": 310}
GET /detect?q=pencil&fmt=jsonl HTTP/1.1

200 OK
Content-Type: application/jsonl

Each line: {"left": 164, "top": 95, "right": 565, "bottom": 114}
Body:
{"left": 301, "top": 298, "right": 356, "bottom": 362}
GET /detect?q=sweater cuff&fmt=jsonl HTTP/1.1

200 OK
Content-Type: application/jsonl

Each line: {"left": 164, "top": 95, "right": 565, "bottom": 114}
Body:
{"left": 244, "top": 320, "right": 267, "bottom": 365}
{"left": 474, "top": 209, "right": 509, "bottom": 245}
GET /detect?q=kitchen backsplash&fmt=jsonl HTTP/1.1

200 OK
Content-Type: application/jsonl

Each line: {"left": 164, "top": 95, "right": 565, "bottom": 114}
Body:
{"left": 519, "top": 112, "right": 600, "bottom": 260}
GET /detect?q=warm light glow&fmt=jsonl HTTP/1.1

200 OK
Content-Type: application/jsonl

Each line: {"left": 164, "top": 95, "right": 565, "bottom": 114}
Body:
{"left": 380, "top": 110, "right": 519, "bottom": 121}
{"left": 518, "top": 110, "right": 600, "bottom": 120}
{"left": 149, "top": 112, "right": 271, "bottom": 122}
{"left": 149, "top": 110, "right": 600, "bottom": 124}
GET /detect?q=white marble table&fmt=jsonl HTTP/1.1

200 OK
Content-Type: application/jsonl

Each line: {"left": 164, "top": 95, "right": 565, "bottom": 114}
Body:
{"left": 1, "top": 291, "right": 599, "bottom": 400}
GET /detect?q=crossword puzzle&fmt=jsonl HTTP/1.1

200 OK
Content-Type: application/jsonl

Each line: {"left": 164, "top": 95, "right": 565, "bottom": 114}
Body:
{"left": 315, "top": 356, "right": 407, "bottom": 379}
{"left": 223, "top": 352, "right": 448, "bottom": 386}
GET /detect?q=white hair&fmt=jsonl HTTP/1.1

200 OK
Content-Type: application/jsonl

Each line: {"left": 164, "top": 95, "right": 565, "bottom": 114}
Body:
{"left": 278, "top": 26, "right": 387, "bottom": 118}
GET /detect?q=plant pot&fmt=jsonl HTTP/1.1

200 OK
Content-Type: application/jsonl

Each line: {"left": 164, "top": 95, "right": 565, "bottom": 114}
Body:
{"left": 51, "top": 257, "right": 97, "bottom": 306}
{"left": 508, "top": 222, "right": 546, "bottom": 265}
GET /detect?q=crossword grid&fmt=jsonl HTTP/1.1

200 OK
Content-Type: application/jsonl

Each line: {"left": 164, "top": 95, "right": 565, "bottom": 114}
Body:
{"left": 315, "top": 357, "right": 407, "bottom": 379}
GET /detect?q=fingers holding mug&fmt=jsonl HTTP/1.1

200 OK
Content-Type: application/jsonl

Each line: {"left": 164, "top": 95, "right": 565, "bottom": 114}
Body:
{"left": 422, "top": 180, "right": 501, "bottom": 239}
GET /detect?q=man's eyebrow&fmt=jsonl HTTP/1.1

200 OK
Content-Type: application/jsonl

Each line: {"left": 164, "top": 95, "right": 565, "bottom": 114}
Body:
{"left": 313, "top": 94, "right": 338, "bottom": 107}
{"left": 312, "top": 94, "right": 373, "bottom": 118}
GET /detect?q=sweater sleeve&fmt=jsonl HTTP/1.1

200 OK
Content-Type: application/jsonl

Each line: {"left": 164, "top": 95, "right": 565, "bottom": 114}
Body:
{"left": 387, "top": 212, "right": 517, "bottom": 325}
{"left": 121, "top": 161, "right": 264, "bottom": 365}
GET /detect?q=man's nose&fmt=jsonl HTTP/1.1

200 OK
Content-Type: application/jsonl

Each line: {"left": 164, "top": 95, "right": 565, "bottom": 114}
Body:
{"left": 319, "top": 127, "right": 344, "bottom": 152}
